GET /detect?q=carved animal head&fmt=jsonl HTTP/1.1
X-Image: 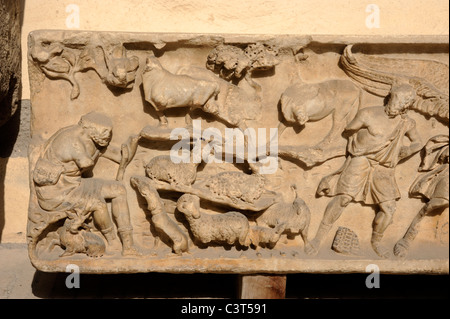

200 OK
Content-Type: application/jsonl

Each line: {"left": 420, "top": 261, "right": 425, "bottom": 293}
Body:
{"left": 280, "top": 84, "right": 322, "bottom": 126}
{"left": 112, "top": 65, "right": 127, "bottom": 83}
{"left": 217, "top": 53, "right": 250, "bottom": 79}
{"left": 108, "top": 55, "right": 139, "bottom": 88}
{"left": 64, "top": 210, "right": 85, "bottom": 234}
{"left": 177, "top": 194, "right": 201, "bottom": 219}
{"left": 31, "top": 42, "right": 64, "bottom": 64}
{"left": 144, "top": 55, "right": 163, "bottom": 73}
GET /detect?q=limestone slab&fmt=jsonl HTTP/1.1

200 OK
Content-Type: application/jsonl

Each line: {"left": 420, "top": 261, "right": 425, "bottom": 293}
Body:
{"left": 27, "top": 30, "right": 449, "bottom": 274}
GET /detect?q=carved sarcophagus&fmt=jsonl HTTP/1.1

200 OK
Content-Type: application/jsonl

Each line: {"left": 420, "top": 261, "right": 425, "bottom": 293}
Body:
{"left": 27, "top": 30, "right": 449, "bottom": 274}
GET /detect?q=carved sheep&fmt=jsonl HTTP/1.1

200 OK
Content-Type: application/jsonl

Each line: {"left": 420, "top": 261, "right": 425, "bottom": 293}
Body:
{"left": 145, "top": 138, "right": 214, "bottom": 186}
{"left": 177, "top": 194, "right": 251, "bottom": 247}
{"left": 145, "top": 155, "right": 200, "bottom": 186}
{"left": 206, "top": 171, "right": 266, "bottom": 203}
{"left": 248, "top": 223, "right": 285, "bottom": 249}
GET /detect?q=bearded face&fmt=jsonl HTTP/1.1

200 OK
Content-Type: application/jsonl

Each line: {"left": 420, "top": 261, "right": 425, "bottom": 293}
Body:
{"left": 385, "top": 85, "right": 416, "bottom": 117}
{"left": 89, "top": 125, "right": 112, "bottom": 147}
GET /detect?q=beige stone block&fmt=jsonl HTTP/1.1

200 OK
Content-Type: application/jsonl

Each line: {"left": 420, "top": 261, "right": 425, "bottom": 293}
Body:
{"left": 25, "top": 30, "right": 448, "bottom": 274}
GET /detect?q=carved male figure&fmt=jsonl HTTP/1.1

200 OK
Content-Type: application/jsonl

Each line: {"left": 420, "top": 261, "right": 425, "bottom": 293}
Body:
{"left": 394, "top": 135, "right": 449, "bottom": 258}
{"left": 33, "top": 112, "right": 140, "bottom": 256}
{"left": 305, "top": 84, "right": 422, "bottom": 258}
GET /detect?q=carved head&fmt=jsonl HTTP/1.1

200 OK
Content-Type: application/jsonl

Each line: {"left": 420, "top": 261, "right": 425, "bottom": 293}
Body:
{"left": 177, "top": 194, "right": 201, "bottom": 219}
{"left": 79, "top": 112, "right": 113, "bottom": 147}
{"left": 64, "top": 210, "right": 84, "bottom": 234}
{"left": 294, "top": 107, "right": 309, "bottom": 126}
{"left": 385, "top": 83, "right": 416, "bottom": 117}
{"left": 107, "top": 56, "right": 139, "bottom": 88}
{"left": 111, "top": 65, "right": 127, "bottom": 83}
{"left": 144, "top": 55, "right": 163, "bottom": 72}
{"left": 281, "top": 84, "right": 321, "bottom": 125}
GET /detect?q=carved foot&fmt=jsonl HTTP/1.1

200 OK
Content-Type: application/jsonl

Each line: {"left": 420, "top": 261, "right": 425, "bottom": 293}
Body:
{"left": 104, "top": 239, "right": 122, "bottom": 255}
{"left": 393, "top": 239, "right": 410, "bottom": 259}
{"left": 304, "top": 239, "right": 319, "bottom": 256}
{"left": 60, "top": 250, "right": 76, "bottom": 257}
{"left": 371, "top": 242, "right": 391, "bottom": 259}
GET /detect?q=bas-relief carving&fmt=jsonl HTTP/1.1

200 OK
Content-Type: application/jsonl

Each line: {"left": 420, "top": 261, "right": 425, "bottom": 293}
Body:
{"left": 29, "top": 37, "right": 139, "bottom": 100}
{"left": 394, "top": 135, "right": 449, "bottom": 258}
{"left": 26, "top": 31, "right": 449, "bottom": 274}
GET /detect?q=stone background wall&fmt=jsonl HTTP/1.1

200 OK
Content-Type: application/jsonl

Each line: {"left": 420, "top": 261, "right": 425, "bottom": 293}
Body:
{"left": 0, "top": 0, "right": 449, "bottom": 244}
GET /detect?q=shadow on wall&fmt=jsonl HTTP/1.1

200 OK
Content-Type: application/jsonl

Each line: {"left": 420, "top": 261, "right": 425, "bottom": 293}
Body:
{"left": 0, "top": 0, "right": 25, "bottom": 242}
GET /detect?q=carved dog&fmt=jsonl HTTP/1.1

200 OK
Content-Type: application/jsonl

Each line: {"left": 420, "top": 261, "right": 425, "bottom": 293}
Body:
{"left": 142, "top": 55, "right": 220, "bottom": 126}
{"left": 57, "top": 212, "right": 106, "bottom": 257}
{"left": 131, "top": 176, "right": 189, "bottom": 255}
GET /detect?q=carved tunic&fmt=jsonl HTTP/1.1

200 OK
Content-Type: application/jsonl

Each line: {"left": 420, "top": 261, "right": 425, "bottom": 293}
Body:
{"left": 317, "top": 115, "right": 416, "bottom": 204}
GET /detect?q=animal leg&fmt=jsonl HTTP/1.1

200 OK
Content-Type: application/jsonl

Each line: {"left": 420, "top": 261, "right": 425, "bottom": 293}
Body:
{"left": 185, "top": 112, "right": 193, "bottom": 126}
{"left": 60, "top": 248, "right": 76, "bottom": 257}
{"left": 157, "top": 110, "right": 168, "bottom": 126}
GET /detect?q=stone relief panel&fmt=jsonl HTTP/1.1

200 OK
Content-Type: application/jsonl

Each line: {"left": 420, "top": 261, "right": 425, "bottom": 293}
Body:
{"left": 26, "top": 31, "right": 448, "bottom": 274}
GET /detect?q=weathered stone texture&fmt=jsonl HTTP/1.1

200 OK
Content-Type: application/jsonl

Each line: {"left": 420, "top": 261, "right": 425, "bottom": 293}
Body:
{"left": 26, "top": 31, "right": 449, "bottom": 275}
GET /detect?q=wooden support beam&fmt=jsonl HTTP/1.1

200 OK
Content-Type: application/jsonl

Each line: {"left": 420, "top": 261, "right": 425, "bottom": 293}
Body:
{"left": 239, "top": 274, "right": 286, "bottom": 299}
